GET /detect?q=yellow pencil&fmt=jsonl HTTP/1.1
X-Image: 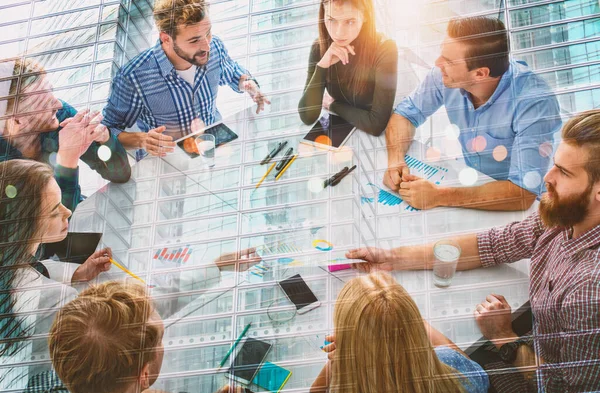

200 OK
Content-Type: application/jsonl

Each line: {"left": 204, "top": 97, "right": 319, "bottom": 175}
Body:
{"left": 275, "top": 154, "right": 298, "bottom": 181}
{"left": 110, "top": 258, "right": 145, "bottom": 284}
{"left": 255, "top": 162, "right": 276, "bottom": 189}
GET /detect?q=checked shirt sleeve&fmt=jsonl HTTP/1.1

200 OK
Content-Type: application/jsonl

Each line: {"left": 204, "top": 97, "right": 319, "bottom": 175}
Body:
{"left": 214, "top": 36, "right": 248, "bottom": 94}
{"left": 477, "top": 212, "right": 545, "bottom": 268}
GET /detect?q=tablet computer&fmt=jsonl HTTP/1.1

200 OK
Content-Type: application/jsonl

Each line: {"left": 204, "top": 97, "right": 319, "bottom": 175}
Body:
{"left": 176, "top": 122, "right": 239, "bottom": 158}
{"left": 300, "top": 113, "right": 356, "bottom": 151}
{"left": 42, "top": 232, "right": 102, "bottom": 264}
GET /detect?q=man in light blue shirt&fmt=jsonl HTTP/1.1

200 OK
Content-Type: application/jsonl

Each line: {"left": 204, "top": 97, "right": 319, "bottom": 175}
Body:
{"left": 102, "top": 0, "right": 269, "bottom": 161}
{"left": 385, "top": 16, "right": 561, "bottom": 211}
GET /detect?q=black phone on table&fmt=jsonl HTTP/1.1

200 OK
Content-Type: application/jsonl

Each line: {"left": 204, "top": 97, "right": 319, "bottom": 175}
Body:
{"left": 226, "top": 337, "right": 272, "bottom": 386}
{"left": 278, "top": 274, "right": 321, "bottom": 314}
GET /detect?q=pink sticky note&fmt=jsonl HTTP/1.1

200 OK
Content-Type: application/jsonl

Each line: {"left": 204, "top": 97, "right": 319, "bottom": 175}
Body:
{"left": 328, "top": 264, "right": 352, "bottom": 272}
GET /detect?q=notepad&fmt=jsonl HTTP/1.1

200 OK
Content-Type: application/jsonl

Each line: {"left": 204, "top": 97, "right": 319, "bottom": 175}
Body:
{"left": 252, "top": 361, "right": 292, "bottom": 393}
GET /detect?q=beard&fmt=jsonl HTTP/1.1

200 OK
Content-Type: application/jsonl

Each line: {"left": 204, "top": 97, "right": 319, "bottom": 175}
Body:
{"left": 172, "top": 41, "right": 210, "bottom": 67}
{"left": 539, "top": 182, "right": 593, "bottom": 228}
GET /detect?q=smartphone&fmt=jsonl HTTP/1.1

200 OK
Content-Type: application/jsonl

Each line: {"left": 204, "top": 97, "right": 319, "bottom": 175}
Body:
{"left": 226, "top": 337, "right": 272, "bottom": 385}
{"left": 278, "top": 274, "right": 321, "bottom": 314}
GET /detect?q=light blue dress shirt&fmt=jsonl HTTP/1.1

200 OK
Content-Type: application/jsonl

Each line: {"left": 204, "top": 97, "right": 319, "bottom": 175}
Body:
{"left": 394, "top": 59, "right": 562, "bottom": 196}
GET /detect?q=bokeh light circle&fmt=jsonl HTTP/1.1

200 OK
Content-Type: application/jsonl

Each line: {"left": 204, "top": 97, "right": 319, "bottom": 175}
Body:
{"left": 539, "top": 142, "right": 553, "bottom": 158}
{"left": 426, "top": 146, "right": 442, "bottom": 162}
{"left": 493, "top": 145, "right": 508, "bottom": 162}
{"left": 472, "top": 136, "right": 487, "bottom": 153}
{"left": 524, "top": 171, "right": 542, "bottom": 190}
{"left": 445, "top": 124, "right": 460, "bottom": 140}
{"left": 315, "top": 135, "right": 332, "bottom": 146}
{"left": 459, "top": 168, "right": 478, "bottom": 186}
{"left": 97, "top": 145, "right": 112, "bottom": 161}
{"left": 49, "top": 152, "right": 57, "bottom": 166}
{"left": 307, "top": 177, "right": 324, "bottom": 193}
{"left": 5, "top": 185, "right": 17, "bottom": 198}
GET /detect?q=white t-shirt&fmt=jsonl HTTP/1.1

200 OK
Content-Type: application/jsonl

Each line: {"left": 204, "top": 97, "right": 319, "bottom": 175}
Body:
{"left": 176, "top": 65, "right": 197, "bottom": 87}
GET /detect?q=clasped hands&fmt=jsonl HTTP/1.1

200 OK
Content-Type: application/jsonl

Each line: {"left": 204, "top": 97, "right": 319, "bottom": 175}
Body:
{"left": 383, "top": 162, "right": 441, "bottom": 210}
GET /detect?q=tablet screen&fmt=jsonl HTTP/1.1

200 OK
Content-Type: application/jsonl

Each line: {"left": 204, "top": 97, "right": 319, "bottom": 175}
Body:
{"left": 302, "top": 114, "right": 355, "bottom": 148}
{"left": 177, "top": 123, "right": 238, "bottom": 158}
{"left": 42, "top": 232, "right": 102, "bottom": 264}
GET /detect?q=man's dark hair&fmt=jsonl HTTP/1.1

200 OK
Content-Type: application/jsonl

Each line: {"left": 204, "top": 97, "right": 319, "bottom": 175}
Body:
{"left": 447, "top": 16, "right": 509, "bottom": 78}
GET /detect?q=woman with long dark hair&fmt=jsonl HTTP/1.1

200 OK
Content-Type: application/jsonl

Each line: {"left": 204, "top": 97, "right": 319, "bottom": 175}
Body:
{"left": 0, "top": 160, "right": 111, "bottom": 390}
{"left": 298, "top": 0, "right": 398, "bottom": 136}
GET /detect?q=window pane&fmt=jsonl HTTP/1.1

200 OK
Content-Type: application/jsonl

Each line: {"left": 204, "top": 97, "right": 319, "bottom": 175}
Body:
{"left": 514, "top": 40, "right": 600, "bottom": 70}
{"left": 510, "top": 0, "right": 600, "bottom": 28}
{"left": 512, "top": 18, "right": 600, "bottom": 50}
{"left": 250, "top": 25, "right": 317, "bottom": 52}
{"left": 251, "top": 3, "right": 318, "bottom": 32}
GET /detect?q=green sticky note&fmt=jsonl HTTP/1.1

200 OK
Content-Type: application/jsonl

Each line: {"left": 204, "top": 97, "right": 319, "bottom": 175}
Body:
{"left": 252, "top": 361, "right": 292, "bottom": 393}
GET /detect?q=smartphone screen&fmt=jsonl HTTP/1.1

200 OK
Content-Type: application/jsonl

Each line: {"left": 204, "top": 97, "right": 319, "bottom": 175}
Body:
{"left": 229, "top": 337, "right": 272, "bottom": 383}
{"left": 302, "top": 114, "right": 355, "bottom": 148}
{"left": 278, "top": 274, "right": 319, "bottom": 311}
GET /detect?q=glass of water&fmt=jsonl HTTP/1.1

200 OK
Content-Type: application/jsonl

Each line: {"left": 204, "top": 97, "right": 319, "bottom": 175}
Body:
{"left": 195, "top": 133, "right": 215, "bottom": 168}
{"left": 432, "top": 239, "right": 461, "bottom": 288}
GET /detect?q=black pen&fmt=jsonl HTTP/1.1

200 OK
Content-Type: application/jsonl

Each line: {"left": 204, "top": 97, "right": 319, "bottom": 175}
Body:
{"left": 323, "top": 167, "right": 348, "bottom": 188}
{"left": 261, "top": 141, "right": 287, "bottom": 165}
{"left": 331, "top": 165, "right": 356, "bottom": 186}
{"left": 276, "top": 147, "right": 294, "bottom": 171}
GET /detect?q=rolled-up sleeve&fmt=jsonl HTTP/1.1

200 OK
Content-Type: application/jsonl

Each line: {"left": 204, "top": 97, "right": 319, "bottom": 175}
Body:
{"left": 54, "top": 164, "right": 81, "bottom": 212}
{"left": 393, "top": 67, "right": 444, "bottom": 128}
{"left": 508, "top": 90, "right": 561, "bottom": 196}
{"left": 477, "top": 212, "right": 545, "bottom": 267}
{"left": 215, "top": 36, "right": 248, "bottom": 93}
{"left": 102, "top": 71, "right": 143, "bottom": 137}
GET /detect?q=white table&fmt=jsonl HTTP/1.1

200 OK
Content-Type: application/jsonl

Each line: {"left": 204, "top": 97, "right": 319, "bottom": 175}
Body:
{"left": 66, "top": 107, "right": 534, "bottom": 392}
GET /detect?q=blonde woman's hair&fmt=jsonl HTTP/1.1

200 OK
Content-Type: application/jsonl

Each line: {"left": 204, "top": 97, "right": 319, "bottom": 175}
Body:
{"left": 48, "top": 281, "right": 161, "bottom": 393}
{"left": 153, "top": 0, "right": 208, "bottom": 37}
{"left": 330, "top": 273, "right": 466, "bottom": 393}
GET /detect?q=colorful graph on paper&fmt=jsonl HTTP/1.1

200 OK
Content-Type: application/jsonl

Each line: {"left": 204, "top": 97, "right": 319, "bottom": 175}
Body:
{"left": 362, "top": 155, "right": 449, "bottom": 212}
{"left": 154, "top": 246, "right": 193, "bottom": 264}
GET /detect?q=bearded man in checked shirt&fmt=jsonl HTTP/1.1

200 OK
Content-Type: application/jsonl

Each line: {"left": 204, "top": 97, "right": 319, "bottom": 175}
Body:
{"left": 347, "top": 109, "right": 600, "bottom": 392}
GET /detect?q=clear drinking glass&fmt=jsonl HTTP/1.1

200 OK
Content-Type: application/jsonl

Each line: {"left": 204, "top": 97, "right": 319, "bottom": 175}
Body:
{"left": 432, "top": 239, "right": 461, "bottom": 288}
{"left": 195, "top": 133, "right": 215, "bottom": 167}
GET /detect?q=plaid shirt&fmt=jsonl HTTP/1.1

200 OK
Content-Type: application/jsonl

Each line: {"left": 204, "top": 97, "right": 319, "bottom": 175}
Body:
{"left": 24, "top": 370, "right": 67, "bottom": 393}
{"left": 478, "top": 212, "right": 600, "bottom": 393}
{"left": 102, "top": 36, "right": 248, "bottom": 161}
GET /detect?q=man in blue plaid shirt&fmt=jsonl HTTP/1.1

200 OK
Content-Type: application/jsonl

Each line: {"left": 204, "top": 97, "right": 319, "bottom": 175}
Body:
{"left": 102, "top": 0, "right": 270, "bottom": 161}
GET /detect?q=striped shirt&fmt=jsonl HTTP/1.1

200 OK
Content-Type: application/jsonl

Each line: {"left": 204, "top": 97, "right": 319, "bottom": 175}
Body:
{"left": 477, "top": 212, "right": 600, "bottom": 393}
{"left": 102, "top": 36, "right": 249, "bottom": 161}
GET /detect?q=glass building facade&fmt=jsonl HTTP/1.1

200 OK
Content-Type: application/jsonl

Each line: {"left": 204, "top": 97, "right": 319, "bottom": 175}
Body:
{"left": 0, "top": 0, "right": 599, "bottom": 391}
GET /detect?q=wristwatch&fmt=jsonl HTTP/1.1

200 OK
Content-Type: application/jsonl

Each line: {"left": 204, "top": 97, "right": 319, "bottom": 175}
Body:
{"left": 498, "top": 337, "right": 532, "bottom": 363}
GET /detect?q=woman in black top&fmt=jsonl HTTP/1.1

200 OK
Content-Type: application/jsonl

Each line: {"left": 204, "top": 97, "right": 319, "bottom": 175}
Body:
{"left": 298, "top": 0, "right": 398, "bottom": 136}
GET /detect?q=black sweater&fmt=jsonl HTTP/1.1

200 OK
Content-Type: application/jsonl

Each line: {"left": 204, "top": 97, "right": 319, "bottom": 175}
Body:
{"left": 298, "top": 37, "right": 398, "bottom": 136}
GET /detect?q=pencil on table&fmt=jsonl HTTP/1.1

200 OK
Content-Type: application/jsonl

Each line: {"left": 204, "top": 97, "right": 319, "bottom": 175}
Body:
{"left": 255, "top": 162, "right": 277, "bottom": 189}
{"left": 110, "top": 258, "right": 145, "bottom": 284}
